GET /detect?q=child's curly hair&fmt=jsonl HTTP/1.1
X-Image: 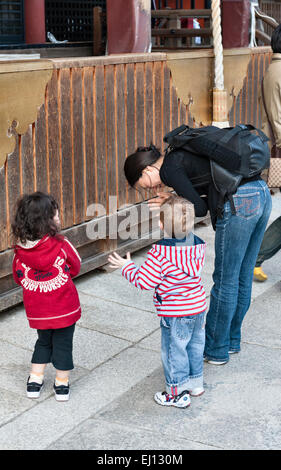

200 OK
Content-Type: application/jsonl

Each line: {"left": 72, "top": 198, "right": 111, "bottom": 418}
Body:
{"left": 12, "top": 192, "right": 59, "bottom": 244}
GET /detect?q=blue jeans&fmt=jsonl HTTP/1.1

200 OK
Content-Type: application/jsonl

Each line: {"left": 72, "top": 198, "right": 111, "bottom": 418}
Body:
{"left": 160, "top": 311, "right": 205, "bottom": 395}
{"left": 204, "top": 180, "right": 272, "bottom": 362}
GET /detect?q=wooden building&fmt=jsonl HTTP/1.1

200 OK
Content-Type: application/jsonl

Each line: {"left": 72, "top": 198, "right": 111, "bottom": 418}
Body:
{"left": 0, "top": 1, "right": 277, "bottom": 310}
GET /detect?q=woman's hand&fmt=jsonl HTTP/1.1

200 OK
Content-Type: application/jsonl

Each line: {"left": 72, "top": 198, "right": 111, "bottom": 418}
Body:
{"left": 108, "top": 252, "right": 131, "bottom": 269}
{"left": 147, "top": 191, "right": 171, "bottom": 210}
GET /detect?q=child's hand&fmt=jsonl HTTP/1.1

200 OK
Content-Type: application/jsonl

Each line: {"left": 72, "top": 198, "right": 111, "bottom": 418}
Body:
{"left": 108, "top": 252, "right": 131, "bottom": 269}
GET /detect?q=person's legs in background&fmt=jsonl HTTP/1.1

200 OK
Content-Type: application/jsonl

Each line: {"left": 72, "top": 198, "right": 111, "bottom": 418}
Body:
{"left": 253, "top": 215, "right": 281, "bottom": 281}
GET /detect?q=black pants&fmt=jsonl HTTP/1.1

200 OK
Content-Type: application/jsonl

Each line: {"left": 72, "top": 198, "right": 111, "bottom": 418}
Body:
{"left": 31, "top": 323, "right": 76, "bottom": 371}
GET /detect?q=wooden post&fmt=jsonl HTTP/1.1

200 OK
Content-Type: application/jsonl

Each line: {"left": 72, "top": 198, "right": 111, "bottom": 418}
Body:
{"left": 24, "top": 0, "right": 46, "bottom": 44}
{"left": 167, "top": 14, "right": 182, "bottom": 48}
{"left": 106, "top": 0, "right": 151, "bottom": 54}
{"left": 93, "top": 7, "right": 103, "bottom": 56}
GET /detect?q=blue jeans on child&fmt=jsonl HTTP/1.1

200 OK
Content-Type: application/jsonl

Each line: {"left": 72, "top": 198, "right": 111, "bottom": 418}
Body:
{"left": 204, "top": 180, "right": 272, "bottom": 363}
{"left": 160, "top": 311, "right": 205, "bottom": 395}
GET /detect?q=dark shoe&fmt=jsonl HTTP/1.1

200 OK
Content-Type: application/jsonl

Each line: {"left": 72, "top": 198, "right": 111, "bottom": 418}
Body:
{"left": 53, "top": 382, "right": 70, "bottom": 401}
{"left": 26, "top": 377, "right": 44, "bottom": 399}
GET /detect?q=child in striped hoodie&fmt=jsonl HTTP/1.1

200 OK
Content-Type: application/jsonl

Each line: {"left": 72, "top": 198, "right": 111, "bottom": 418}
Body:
{"left": 108, "top": 195, "right": 206, "bottom": 409}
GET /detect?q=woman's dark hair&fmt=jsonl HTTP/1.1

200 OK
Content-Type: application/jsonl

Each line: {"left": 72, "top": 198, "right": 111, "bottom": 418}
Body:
{"left": 271, "top": 24, "right": 281, "bottom": 53}
{"left": 12, "top": 192, "right": 59, "bottom": 244}
{"left": 124, "top": 144, "right": 161, "bottom": 187}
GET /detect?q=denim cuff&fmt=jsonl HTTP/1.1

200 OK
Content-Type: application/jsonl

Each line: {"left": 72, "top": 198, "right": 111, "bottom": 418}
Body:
{"left": 166, "top": 374, "right": 203, "bottom": 396}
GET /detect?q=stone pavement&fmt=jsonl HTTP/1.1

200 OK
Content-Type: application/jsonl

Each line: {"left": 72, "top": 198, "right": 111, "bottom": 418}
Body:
{"left": 0, "top": 193, "right": 280, "bottom": 451}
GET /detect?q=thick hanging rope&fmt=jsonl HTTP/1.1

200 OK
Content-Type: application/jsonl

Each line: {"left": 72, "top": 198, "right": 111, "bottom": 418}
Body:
{"left": 249, "top": 1, "right": 259, "bottom": 47}
{"left": 211, "top": 0, "right": 224, "bottom": 90}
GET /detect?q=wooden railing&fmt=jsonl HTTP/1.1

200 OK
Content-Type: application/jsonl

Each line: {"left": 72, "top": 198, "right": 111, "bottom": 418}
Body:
{"left": 260, "top": 1, "right": 281, "bottom": 37}
{"left": 255, "top": 7, "right": 279, "bottom": 45}
{"left": 151, "top": 9, "right": 212, "bottom": 49}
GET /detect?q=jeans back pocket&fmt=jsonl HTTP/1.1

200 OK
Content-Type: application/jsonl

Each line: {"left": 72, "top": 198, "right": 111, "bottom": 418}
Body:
{"left": 175, "top": 316, "right": 196, "bottom": 340}
{"left": 232, "top": 191, "right": 260, "bottom": 220}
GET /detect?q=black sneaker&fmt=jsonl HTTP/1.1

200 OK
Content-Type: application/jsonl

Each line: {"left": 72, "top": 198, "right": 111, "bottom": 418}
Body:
{"left": 26, "top": 377, "right": 44, "bottom": 399}
{"left": 53, "top": 382, "right": 70, "bottom": 401}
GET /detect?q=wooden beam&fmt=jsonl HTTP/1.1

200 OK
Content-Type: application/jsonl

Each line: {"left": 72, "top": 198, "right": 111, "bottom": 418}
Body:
{"left": 152, "top": 28, "right": 212, "bottom": 38}
{"left": 255, "top": 9, "right": 278, "bottom": 29}
{"left": 256, "top": 29, "right": 271, "bottom": 45}
{"left": 93, "top": 6, "right": 103, "bottom": 56}
{"left": 152, "top": 45, "right": 211, "bottom": 50}
{"left": 151, "top": 9, "right": 212, "bottom": 18}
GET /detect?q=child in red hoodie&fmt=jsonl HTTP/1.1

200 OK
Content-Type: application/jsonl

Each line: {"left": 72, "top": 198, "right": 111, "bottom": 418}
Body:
{"left": 12, "top": 192, "right": 81, "bottom": 401}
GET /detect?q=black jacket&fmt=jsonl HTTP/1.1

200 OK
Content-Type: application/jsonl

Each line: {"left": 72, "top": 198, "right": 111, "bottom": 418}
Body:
{"left": 159, "top": 149, "right": 219, "bottom": 229}
{"left": 159, "top": 149, "right": 261, "bottom": 230}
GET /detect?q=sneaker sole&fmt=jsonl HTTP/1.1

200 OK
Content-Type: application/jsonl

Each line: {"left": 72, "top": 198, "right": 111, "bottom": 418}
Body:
{"left": 26, "top": 384, "right": 44, "bottom": 399}
{"left": 55, "top": 392, "right": 70, "bottom": 402}
{"left": 205, "top": 360, "right": 228, "bottom": 365}
{"left": 253, "top": 276, "right": 267, "bottom": 282}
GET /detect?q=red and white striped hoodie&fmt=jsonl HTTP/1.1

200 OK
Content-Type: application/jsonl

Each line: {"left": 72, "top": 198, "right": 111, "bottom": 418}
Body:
{"left": 122, "top": 233, "right": 206, "bottom": 317}
{"left": 13, "top": 235, "right": 81, "bottom": 329}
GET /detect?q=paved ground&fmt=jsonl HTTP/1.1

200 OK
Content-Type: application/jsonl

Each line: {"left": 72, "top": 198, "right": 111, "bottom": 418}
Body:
{"left": 0, "top": 193, "right": 280, "bottom": 451}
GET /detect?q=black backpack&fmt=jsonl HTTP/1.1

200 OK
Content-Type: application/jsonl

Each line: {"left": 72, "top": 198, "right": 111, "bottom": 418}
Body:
{"left": 163, "top": 123, "right": 270, "bottom": 216}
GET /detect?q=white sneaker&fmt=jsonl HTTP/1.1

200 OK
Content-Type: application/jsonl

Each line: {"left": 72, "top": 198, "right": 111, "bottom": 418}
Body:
{"left": 189, "top": 387, "right": 205, "bottom": 397}
{"left": 53, "top": 382, "right": 70, "bottom": 401}
{"left": 204, "top": 358, "right": 228, "bottom": 365}
{"left": 154, "top": 390, "right": 191, "bottom": 408}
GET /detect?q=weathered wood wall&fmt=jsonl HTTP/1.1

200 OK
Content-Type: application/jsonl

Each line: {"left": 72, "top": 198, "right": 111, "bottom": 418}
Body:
{"left": 0, "top": 48, "right": 273, "bottom": 310}
{"left": 229, "top": 50, "right": 272, "bottom": 128}
{"left": 0, "top": 53, "right": 193, "bottom": 310}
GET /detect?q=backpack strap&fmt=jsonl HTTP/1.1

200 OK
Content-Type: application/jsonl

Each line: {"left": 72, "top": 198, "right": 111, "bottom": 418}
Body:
{"left": 216, "top": 193, "right": 225, "bottom": 219}
{"left": 216, "top": 192, "right": 236, "bottom": 219}
{"left": 228, "top": 194, "right": 236, "bottom": 215}
{"left": 163, "top": 124, "right": 189, "bottom": 144}
{"left": 219, "top": 123, "right": 268, "bottom": 145}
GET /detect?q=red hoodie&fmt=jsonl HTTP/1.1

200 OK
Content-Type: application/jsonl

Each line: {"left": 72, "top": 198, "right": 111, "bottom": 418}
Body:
{"left": 13, "top": 235, "right": 81, "bottom": 330}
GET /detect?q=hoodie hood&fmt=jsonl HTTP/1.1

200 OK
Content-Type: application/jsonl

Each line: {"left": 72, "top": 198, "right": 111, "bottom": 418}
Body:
{"left": 153, "top": 233, "right": 205, "bottom": 276}
{"left": 14, "top": 235, "right": 63, "bottom": 271}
